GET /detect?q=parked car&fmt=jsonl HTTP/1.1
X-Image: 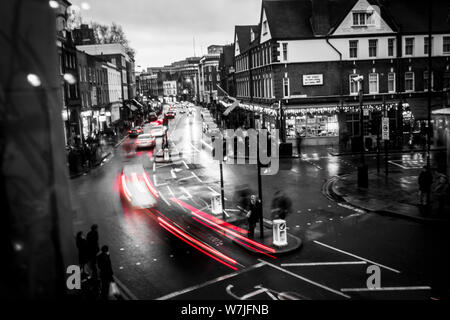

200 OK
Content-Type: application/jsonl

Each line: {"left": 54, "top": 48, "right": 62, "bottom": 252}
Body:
{"left": 128, "top": 126, "right": 143, "bottom": 138}
{"left": 135, "top": 134, "right": 156, "bottom": 149}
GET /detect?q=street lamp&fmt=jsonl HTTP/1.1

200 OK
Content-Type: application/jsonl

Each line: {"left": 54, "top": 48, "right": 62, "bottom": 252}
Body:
{"left": 352, "top": 75, "right": 368, "bottom": 188}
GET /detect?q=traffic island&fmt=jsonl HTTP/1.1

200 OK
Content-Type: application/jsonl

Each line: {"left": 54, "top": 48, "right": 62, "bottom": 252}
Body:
{"left": 233, "top": 229, "right": 302, "bottom": 256}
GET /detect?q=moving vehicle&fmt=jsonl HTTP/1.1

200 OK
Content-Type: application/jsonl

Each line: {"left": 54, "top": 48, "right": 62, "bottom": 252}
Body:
{"left": 135, "top": 134, "right": 156, "bottom": 149}
{"left": 148, "top": 112, "right": 158, "bottom": 122}
{"left": 150, "top": 125, "right": 167, "bottom": 137}
{"left": 164, "top": 111, "right": 176, "bottom": 119}
{"left": 121, "top": 164, "right": 158, "bottom": 208}
{"left": 128, "top": 126, "right": 143, "bottom": 138}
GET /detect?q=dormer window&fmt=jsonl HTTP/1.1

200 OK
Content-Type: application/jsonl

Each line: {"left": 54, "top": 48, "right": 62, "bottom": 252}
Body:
{"left": 263, "top": 21, "right": 268, "bottom": 35}
{"left": 352, "top": 11, "right": 374, "bottom": 27}
{"left": 250, "top": 29, "right": 255, "bottom": 42}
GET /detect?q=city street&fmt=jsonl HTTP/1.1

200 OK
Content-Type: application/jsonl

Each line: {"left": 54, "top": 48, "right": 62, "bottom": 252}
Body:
{"left": 70, "top": 105, "right": 449, "bottom": 300}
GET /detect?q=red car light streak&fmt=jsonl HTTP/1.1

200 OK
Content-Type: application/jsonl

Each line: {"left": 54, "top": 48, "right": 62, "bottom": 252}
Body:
{"left": 157, "top": 220, "right": 238, "bottom": 271}
{"left": 143, "top": 173, "right": 159, "bottom": 198}
{"left": 171, "top": 198, "right": 276, "bottom": 253}
{"left": 191, "top": 216, "right": 276, "bottom": 259}
{"left": 121, "top": 174, "right": 132, "bottom": 201}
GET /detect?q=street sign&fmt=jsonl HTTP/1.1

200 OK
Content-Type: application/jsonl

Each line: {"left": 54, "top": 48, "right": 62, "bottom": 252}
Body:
{"left": 382, "top": 117, "right": 389, "bottom": 140}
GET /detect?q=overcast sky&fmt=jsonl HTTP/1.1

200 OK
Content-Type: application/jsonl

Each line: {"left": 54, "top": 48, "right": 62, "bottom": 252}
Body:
{"left": 70, "top": 0, "right": 262, "bottom": 70}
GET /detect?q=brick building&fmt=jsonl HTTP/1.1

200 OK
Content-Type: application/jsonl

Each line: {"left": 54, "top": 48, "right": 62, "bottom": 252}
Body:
{"left": 228, "top": 0, "right": 450, "bottom": 150}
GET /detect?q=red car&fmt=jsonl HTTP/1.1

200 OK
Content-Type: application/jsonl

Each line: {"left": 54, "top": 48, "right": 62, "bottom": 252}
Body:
{"left": 128, "top": 126, "right": 143, "bottom": 137}
{"left": 164, "top": 111, "right": 175, "bottom": 119}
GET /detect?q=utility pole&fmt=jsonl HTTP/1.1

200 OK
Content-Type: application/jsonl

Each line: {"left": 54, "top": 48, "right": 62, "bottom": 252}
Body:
{"left": 426, "top": 0, "right": 433, "bottom": 205}
{"left": 257, "top": 132, "right": 264, "bottom": 239}
{"left": 355, "top": 76, "right": 368, "bottom": 187}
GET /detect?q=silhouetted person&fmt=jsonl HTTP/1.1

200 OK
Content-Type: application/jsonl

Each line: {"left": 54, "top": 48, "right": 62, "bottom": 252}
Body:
{"left": 418, "top": 166, "right": 433, "bottom": 207}
{"left": 270, "top": 190, "right": 292, "bottom": 220}
{"left": 86, "top": 224, "right": 99, "bottom": 279}
{"left": 295, "top": 130, "right": 302, "bottom": 156}
{"left": 246, "top": 195, "right": 261, "bottom": 238}
{"left": 75, "top": 231, "right": 89, "bottom": 276}
{"left": 97, "top": 245, "right": 114, "bottom": 300}
{"left": 433, "top": 172, "right": 449, "bottom": 216}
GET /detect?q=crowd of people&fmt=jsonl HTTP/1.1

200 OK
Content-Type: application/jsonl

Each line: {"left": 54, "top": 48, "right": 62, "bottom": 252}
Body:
{"left": 75, "top": 224, "right": 117, "bottom": 300}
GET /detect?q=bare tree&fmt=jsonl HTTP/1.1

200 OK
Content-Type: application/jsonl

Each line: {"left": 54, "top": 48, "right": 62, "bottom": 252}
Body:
{"left": 90, "top": 22, "right": 136, "bottom": 58}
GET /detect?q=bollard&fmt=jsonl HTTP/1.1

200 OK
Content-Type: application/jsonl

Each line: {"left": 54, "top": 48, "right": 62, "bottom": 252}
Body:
{"left": 210, "top": 193, "right": 222, "bottom": 215}
{"left": 163, "top": 147, "right": 170, "bottom": 161}
{"left": 273, "top": 219, "right": 288, "bottom": 247}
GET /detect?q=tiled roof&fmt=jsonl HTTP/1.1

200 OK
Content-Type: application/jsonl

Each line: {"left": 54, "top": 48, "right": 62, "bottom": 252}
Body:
{"left": 235, "top": 25, "right": 259, "bottom": 53}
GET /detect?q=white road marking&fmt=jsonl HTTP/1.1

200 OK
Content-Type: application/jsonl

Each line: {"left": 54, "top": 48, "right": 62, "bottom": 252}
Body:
{"left": 341, "top": 286, "right": 431, "bottom": 292}
{"left": 182, "top": 160, "right": 189, "bottom": 169}
{"left": 258, "top": 260, "right": 351, "bottom": 299}
{"left": 159, "top": 192, "right": 171, "bottom": 206}
{"left": 166, "top": 185, "right": 175, "bottom": 198}
{"left": 281, "top": 261, "right": 367, "bottom": 267}
{"left": 156, "top": 262, "right": 265, "bottom": 300}
{"left": 113, "top": 276, "right": 138, "bottom": 300}
{"left": 202, "top": 140, "right": 213, "bottom": 150}
{"left": 207, "top": 186, "right": 219, "bottom": 194}
{"left": 313, "top": 240, "right": 401, "bottom": 274}
{"left": 171, "top": 169, "right": 177, "bottom": 179}
{"left": 190, "top": 142, "right": 201, "bottom": 153}
{"left": 153, "top": 162, "right": 155, "bottom": 172}
{"left": 180, "top": 186, "right": 192, "bottom": 199}
{"left": 192, "top": 172, "right": 202, "bottom": 183}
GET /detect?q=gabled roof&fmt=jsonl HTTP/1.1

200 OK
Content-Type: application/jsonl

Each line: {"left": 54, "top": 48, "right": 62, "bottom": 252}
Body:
{"left": 262, "top": 0, "right": 314, "bottom": 39}
{"left": 234, "top": 25, "right": 258, "bottom": 53}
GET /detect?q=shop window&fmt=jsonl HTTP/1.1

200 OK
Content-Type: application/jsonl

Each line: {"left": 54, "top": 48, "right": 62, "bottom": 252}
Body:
{"left": 286, "top": 114, "right": 339, "bottom": 139}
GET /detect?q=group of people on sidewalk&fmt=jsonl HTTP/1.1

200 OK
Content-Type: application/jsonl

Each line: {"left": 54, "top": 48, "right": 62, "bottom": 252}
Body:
{"left": 75, "top": 224, "right": 117, "bottom": 300}
{"left": 418, "top": 166, "right": 449, "bottom": 215}
{"left": 242, "top": 190, "right": 293, "bottom": 238}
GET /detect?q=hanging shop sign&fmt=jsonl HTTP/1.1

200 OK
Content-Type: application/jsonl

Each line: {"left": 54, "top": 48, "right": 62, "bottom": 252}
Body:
{"left": 302, "top": 74, "right": 323, "bottom": 86}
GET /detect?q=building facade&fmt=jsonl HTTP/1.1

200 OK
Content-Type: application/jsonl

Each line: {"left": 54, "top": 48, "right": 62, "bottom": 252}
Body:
{"left": 228, "top": 0, "right": 450, "bottom": 149}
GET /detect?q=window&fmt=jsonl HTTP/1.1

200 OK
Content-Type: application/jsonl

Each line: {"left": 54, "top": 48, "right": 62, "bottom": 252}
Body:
{"left": 424, "top": 37, "right": 433, "bottom": 55}
{"left": 353, "top": 12, "right": 366, "bottom": 26}
{"left": 443, "top": 72, "right": 450, "bottom": 90}
{"left": 388, "top": 73, "right": 396, "bottom": 93}
{"left": 349, "top": 40, "right": 358, "bottom": 58}
{"left": 369, "top": 73, "right": 379, "bottom": 93}
{"left": 388, "top": 38, "right": 395, "bottom": 57}
{"left": 349, "top": 74, "right": 361, "bottom": 95}
{"left": 423, "top": 71, "right": 434, "bottom": 91}
{"left": 282, "top": 43, "right": 288, "bottom": 61}
{"left": 405, "top": 38, "right": 414, "bottom": 55}
{"left": 443, "top": 37, "right": 450, "bottom": 54}
{"left": 369, "top": 39, "right": 378, "bottom": 57}
{"left": 217, "top": 74, "right": 220, "bottom": 82}
{"left": 263, "top": 21, "right": 268, "bottom": 35}
{"left": 405, "top": 72, "right": 415, "bottom": 92}
{"left": 283, "top": 77, "right": 290, "bottom": 98}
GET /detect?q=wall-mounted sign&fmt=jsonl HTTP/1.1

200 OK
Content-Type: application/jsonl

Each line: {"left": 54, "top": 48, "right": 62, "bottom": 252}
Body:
{"left": 302, "top": 74, "right": 323, "bottom": 86}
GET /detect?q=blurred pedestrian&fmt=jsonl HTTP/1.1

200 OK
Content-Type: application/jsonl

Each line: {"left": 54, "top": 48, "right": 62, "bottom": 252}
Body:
{"left": 270, "top": 190, "right": 292, "bottom": 220}
{"left": 418, "top": 166, "right": 433, "bottom": 207}
{"left": 97, "top": 245, "right": 114, "bottom": 300}
{"left": 433, "top": 172, "right": 449, "bottom": 216}
{"left": 246, "top": 195, "right": 261, "bottom": 238}
{"left": 295, "top": 130, "right": 302, "bottom": 156}
{"left": 75, "top": 231, "right": 89, "bottom": 276}
{"left": 86, "top": 224, "right": 100, "bottom": 279}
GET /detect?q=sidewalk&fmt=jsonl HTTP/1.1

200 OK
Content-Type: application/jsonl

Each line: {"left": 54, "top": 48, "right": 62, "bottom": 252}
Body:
{"left": 328, "top": 144, "right": 446, "bottom": 156}
{"left": 69, "top": 132, "right": 127, "bottom": 179}
{"left": 326, "top": 169, "right": 450, "bottom": 223}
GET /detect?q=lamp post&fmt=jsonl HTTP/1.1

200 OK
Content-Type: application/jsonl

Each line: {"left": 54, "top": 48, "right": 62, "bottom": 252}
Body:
{"left": 353, "top": 75, "right": 368, "bottom": 188}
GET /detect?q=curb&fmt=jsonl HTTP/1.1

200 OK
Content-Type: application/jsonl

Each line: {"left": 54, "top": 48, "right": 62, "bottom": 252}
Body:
{"left": 323, "top": 176, "right": 448, "bottom": 224}
{"left": 113, "top": 276, "right": 138, "bottom": 300}
{"left": 69, "top": 152, "right": 112, "bottom": 179}
{"left": 328, "top": 147, "right": 446, "bottom": 157}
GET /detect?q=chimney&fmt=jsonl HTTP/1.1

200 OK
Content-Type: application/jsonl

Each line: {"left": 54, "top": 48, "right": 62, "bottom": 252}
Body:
{"left": 311, "top": 0, "right": 331, "bottom": 36}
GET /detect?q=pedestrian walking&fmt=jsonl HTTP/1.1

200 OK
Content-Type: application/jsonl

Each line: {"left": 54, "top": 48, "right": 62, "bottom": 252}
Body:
{"left": 270, "top": 190, "right": 292, "bottom": 220}
{"left": 97, "top": 245, "right": 114, "bottom": 300}
{"left": 418, "top": 166, "right": 433, "bottom": 207}
{"left": 86, "top": 224, "right": 100, "bottom": 279}
{"left": 433, "top": 172, "right": 449, "bottom": 216}
{"left": 295, "top": 130, "right": 302, "bottom": 156}
{"left": 75, "top": 231, "right": 89, "bottom": 276}
{"left": 246, "top": 195, "right": 261, "bottom": 238}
